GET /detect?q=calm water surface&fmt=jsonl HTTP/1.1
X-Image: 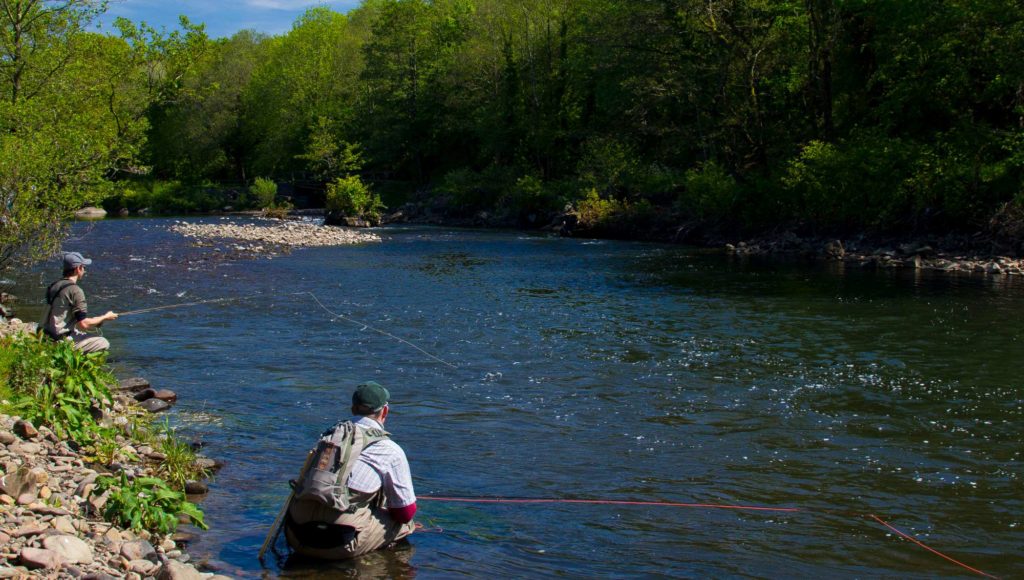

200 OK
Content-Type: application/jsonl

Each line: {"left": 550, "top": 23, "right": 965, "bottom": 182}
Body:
{"left": 8, "top": 217, "right": 1022, "bottom": 578}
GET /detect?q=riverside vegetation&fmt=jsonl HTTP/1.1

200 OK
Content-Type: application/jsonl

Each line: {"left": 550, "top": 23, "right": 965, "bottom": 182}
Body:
{"left": 0, "top": 328, "right": 221, "bottom": 577}
{"left": 3, "top": 1, "right": 1024, "bottom": 274}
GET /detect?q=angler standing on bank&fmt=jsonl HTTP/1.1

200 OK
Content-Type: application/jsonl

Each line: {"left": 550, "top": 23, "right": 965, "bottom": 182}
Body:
{"left": 284, "top": 381, "right": 417, "bottom": 559}
{"left": 42, "top": 252, "right": 118, "bottom": 353}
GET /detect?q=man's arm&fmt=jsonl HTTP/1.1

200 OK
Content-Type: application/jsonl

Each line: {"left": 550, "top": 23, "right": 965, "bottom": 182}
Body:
{"left": 389, "top": 503, "right": 417, "bottom": 524}
{"left": 75, "top": 311, "right": 118, "bottom": 332}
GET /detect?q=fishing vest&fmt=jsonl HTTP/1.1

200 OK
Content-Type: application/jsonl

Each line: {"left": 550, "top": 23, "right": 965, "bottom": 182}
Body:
{"left": 294, "top": 421, "right": 390, "bottom": 513}
{"left": 42, "top": 279, "right": 79, "bottom": 339}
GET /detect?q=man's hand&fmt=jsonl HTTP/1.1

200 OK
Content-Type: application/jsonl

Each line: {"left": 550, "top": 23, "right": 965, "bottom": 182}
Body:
{"left": 103, "top": 311, "right": 118, "bottom": 321}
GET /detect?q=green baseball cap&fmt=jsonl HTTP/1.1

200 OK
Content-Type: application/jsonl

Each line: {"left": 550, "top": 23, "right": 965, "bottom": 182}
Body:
{"left": 353, "top": 381, "right": 390, "bottom": 411}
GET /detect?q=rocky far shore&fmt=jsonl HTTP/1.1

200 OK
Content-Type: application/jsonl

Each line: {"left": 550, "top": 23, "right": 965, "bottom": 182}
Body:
{"left": 381, "top": 200, "right": 1024, "bottom": 277}
{"left": 170, "top": 220, "right": 380, "bottom": 253}
{"left": 721, "top": 235, "right": 1024, "bottom": 276}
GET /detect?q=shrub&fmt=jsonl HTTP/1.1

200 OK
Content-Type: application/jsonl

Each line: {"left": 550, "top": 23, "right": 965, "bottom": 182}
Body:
{"left": 92, "top": 473, "right": 206, "bottom": 534}
{"left": 782, "top": 133, "right": 916, "bottom": 232}
{"left": 248, "top": 177, "right": 278, "bottom": 210}
{"left": 498, "top": 175, "right": 557, "bottom": 223}
{"left": 577, "top": 138, "right": 640, "bottom": 196}
{"left": 326, "top": 175, "right": 385, "bottom": 223}
{"left": 5, "top": 336, "right": 114, "bottom": 442}
{"left": 153, "top": 420, "right": 211, "bottom": 490}
{"left": 677, "top": 161, "right": 739, "bottom": 220}
{"left": 576, "top": 188, "right": 626, "bottom": 228}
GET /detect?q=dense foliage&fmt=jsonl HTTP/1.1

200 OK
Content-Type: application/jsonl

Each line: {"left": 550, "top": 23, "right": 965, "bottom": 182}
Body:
{"left": 4, "top": 0, "right": 1024, "bottom": 260}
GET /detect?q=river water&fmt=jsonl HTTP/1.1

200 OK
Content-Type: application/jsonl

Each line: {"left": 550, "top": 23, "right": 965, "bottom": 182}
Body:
{"left": 7, "top": 217, "right": 1022, "bottom": 578}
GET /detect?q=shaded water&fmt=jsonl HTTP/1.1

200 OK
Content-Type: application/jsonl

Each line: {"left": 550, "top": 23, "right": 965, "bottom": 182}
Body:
{"left": 7, "top": 217, "right": 1022, "bottom": 578}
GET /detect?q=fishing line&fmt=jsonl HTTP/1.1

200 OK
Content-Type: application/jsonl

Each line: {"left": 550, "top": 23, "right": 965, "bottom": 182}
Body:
{"left": 116, "top": 290, "right": 458, "bottom": 368}
{"left": 297, "top": 291, "right": 459, "bottom": 369}
{"left": 118, "top": 294, "right": 264, "bottom": 316}
{"left": 417, "top": 495, "right": 998, "bottom": 578}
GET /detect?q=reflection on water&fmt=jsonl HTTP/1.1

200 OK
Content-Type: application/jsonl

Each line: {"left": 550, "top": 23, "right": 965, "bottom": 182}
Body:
{"left": 7, "top": 218, "right": 1023, "bottom": 578}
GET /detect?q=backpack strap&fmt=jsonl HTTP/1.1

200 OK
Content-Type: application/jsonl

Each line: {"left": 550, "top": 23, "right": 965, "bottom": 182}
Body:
{"left": 45, "top": 279, "right": 77, "bottom": 305}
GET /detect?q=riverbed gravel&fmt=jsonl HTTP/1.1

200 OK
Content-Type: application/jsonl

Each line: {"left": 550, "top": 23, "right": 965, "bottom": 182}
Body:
{"left": 170, "top": 220, "right": 380, "bottom": 251}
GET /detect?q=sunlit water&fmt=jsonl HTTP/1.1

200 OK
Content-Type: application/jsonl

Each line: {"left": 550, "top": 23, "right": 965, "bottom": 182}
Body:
{"left": 7, "top": 217, "right": 1022, "bottom": 578}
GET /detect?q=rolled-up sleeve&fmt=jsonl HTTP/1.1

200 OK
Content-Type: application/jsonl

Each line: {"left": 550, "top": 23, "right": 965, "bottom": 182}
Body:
{"left": 383, "top": 449, "right": 417, "bottom": 509}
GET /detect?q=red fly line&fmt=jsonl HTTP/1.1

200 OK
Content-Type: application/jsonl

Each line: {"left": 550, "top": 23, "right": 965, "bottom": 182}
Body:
{"left": 418, "top": 495, "right": 998, "bottom": 578}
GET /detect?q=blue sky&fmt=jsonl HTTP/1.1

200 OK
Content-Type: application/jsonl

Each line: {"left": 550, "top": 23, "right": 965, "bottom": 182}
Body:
{"left": 96, "top": 0, "right": 364, "bottom": 39}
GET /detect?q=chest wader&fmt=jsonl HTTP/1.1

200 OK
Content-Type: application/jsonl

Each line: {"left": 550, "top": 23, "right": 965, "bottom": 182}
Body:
{"left": 285, "top": 422, "right": 390, "bottom": 552}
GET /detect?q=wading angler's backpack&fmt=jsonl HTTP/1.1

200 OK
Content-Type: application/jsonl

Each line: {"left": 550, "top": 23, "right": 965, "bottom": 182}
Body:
{"left": 293, "top": 421, "right": 389, "bottom": 512}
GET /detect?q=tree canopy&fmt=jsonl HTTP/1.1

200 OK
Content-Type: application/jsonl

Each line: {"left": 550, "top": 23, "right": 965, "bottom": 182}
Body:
{"left": 3, "top": 0, "right": 1024, "bottom": 268}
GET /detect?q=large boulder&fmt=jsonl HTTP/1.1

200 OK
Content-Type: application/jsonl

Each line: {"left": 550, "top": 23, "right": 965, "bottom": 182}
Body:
{"left": 43, "top": 534, "right": 94, "bottom": 565}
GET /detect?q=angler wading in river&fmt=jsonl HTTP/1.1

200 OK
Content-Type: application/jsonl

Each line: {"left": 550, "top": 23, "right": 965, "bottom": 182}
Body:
{"left": 42, "top": 252, "right": 118, "bottom": 353}
{"left": 281, "top": 381, "right": 417, "bottom": 559}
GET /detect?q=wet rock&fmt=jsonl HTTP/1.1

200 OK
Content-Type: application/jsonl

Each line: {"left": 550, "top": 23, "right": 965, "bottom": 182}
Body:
{"left": 83, "top": 573, "right": 118, "bottom": 580}
{"left": 19, "top": 547, "right": 64, "bottom": 570}
{"left": 184, "top": 481, "right": 208, "bottom": 495}
{"left": 13, "top": 420, "right": 38, "bottom": 440}
{"left": 121, "top": 539, "right": 157, "bottom": 562}
{"left": 133, "top": 389, "right": 157, "bottom": 402}
{"left": 170, "top": 531, "right": 197, "bottom": 545}
{"left": 823, "top": 240, "right": 845, "bottom": 260}
{"left": 43, "top": 534, "right": 94, "bottom": 564}
{"left": 139, "top": 399, "right": 171, "bottom": 413}
{"left": 193, "top": 456, "right": 222, "bottom": 472}
{"left": 153, "top": 389, "right": 178, "bottom": 402}
{"left": 116, "top": 378, "right": 150, "bottom": 392}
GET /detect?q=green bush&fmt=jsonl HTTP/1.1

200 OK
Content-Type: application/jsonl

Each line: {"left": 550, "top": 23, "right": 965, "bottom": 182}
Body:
{"left": 326, "top": 175, "right": 385, "bottom": 222}
{"left": 576, "top": 188, "right": 626, "bottom": 228}
{"left": 782, "top": 133, "right": 916, "bottom": 231}
{"left": 577, "top": 138, "right": 640, "bottom": 196}
{"left": 248, "top": 177, "right": 278, "bottom": 209}
{"left": 93, "top": 473, "right": 206, "bottom": 534}
{"left": 5, "top": 336, "right": 114, "bottom": 442}
{"left": 499, "top": 175, "right": 561, "bottom": 222}
{"left": 676, "top": 161, "right": 739, "bottom": 220}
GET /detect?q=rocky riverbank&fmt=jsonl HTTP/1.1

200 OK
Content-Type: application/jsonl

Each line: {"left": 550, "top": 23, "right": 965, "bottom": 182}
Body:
{"left": 0, "top": 321, "right": 227, "bottom": 578}
{"left": 0, "top": 398, "right": 224, "bottom": 579}
{"left": 170, "top": 219, "right": 380, "bottom": 253}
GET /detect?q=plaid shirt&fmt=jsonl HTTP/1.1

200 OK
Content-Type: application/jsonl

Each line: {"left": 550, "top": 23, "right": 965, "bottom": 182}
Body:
{"left": 346, "top": 416, "right": 417, "bottom": 509}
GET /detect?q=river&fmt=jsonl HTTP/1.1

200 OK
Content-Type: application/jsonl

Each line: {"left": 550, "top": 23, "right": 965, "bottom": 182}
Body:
{"left": 6, "top": 217, "right": 1022, "bottom": 578}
